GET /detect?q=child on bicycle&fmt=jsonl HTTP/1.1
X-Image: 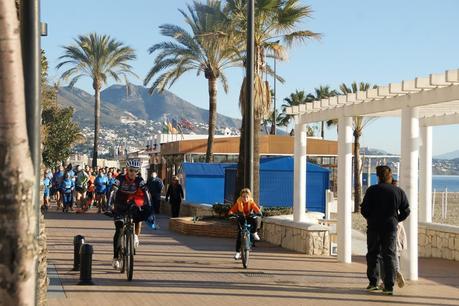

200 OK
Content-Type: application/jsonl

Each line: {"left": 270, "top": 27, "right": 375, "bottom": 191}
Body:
{"left": 109, "top": 159, "right": 152, "bottom": 270}
{"left": 227, "top": 188, "right": 262, "bottom": 260}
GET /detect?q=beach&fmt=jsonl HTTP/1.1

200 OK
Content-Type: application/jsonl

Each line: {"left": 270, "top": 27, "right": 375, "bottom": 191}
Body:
{"left": 351, "top": 192, "right": 459, "bottom": 233}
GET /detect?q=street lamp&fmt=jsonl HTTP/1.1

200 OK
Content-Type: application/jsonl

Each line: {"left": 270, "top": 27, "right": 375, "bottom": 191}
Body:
{"left": 272, "top": 40, "right": 280, "bottom": 135}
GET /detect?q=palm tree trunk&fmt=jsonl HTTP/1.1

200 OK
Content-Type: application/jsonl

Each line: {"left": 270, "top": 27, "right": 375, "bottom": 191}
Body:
{"left": 205, "top": 77, "right": 217, "bottom": 163}
{"left": 0, "top": 2, "right": 37, "bottom": 304}
{"left": 92, "top": 83, "right": 101, "bottom": 168}
{"left": 353, "top": 131, "right": 362, "bottom": 213}
{"left": 235, "top": 116, "right": 245, "bottom": 200}
{"left": 253, "top": 116, "right": 261, "bottom": 204}
{"left": 321, "top": 121, "right": 325, "bottom": 139}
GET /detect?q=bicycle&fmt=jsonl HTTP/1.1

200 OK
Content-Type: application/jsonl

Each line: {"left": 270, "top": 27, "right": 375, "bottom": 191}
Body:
{"left": 117, "top": 201, "right": 137, "bottom": 281}
{"left": 230, "top": 214, "right": 257, "bottom": 269}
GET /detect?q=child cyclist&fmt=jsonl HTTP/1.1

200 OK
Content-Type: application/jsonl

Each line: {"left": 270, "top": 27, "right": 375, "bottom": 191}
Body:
{"left": 227, "top": 188, "right": 262, "bottom": 260}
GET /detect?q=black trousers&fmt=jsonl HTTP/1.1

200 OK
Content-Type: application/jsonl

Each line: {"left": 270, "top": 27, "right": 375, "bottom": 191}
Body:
{"left": 152, "top": 197, "right": 161, "bottom": 214}
{"left": 113, "top": 220, "right": 123, "bottom": 259}
{"left": 171, "top": 201, "right": 181, "bottom": 218}
{"left": 235, "top": 215, "right": 260, "bottom": 252}
{"left": 366, "top": 229, "right": 397, "bottom": 289}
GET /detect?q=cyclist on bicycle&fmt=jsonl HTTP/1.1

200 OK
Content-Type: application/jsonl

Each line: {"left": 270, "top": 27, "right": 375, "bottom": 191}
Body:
{"left": 110, "top": 159, "right": 152, "bottom": 269}
{"left": 227, "top": 188, "right": 262, "bottom": 260}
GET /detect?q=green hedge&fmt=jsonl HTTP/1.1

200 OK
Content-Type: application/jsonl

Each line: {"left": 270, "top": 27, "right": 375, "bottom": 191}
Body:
{"left": 212, "top": 204, "right": 292, "bottom": 218}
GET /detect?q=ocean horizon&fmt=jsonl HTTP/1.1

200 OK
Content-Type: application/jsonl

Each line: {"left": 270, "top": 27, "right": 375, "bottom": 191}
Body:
{"left": 364, "top": 174, "right": 459, "bottom": 192}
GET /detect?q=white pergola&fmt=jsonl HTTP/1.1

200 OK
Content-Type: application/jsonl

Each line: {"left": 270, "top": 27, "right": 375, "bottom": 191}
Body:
{"left": 287, "top": 69, "right": 459, "bottom": 281}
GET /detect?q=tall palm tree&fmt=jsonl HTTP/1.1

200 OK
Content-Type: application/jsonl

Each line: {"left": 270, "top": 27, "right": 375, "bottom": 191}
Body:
{"left": 328, "top": 82, "right": 377, "bottom": 212}
{"left": 225, "top": 0, "right": 320, "bottom": 202}
{"left": 144, "top": 1, "right": 241, "bottom": 163}
{"left": 57, "top": 33, "right": 136, "bottom": 168}
{"left": 279, "top": 89, "right": 315, "bottom": 134}
{"left": 307, "top": 85, "right": 338, "bottom": 138}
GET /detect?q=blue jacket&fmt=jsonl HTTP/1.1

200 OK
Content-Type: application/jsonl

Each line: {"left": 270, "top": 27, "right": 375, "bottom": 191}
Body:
{"left": 60, "top": 178, "right": 74, "bottom": 194}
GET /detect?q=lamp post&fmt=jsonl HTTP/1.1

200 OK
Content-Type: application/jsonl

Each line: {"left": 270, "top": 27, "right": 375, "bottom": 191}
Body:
{"left": 244, "top": 0, "right": 255, "bottom": 191}
{"left": 272, "top": 40, "right": 280, "bottom": 135}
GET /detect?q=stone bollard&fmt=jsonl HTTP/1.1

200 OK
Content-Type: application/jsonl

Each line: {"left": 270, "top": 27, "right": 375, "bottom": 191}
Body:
{"left": 72, "top": 235, "right": 85, "bottom": 271}
{"left": 78, "top": 244, "right": 94, "bottom": 285}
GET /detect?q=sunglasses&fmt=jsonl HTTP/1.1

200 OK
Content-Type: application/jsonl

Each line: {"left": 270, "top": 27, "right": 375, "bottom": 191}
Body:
{"left": 128, "top": 169, "right": 138, "bottom": 173}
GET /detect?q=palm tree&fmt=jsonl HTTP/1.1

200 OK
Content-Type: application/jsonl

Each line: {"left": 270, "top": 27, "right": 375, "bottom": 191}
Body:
{"left": 328, "top": 82, "right": 377, "bottom": 213}
{"left": 278, "top": 90, "right": 315, "bottom": 135}
{"left": 57, "top": 33, "right": 136, "bottom": 168}
{"left": 307, "top": 85, "right": 338, "bottom": 138}
{"left": 225, "top": 0, "right": 320, "bottom": 202}
{"left": 144, "top": 1, "right": 241, "bottom": 163}
{"left": 0, "top": 2, "right": 36, "bottom": 303}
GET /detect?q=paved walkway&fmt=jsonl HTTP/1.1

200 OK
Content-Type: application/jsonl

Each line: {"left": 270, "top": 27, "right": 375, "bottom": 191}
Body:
{"left": 45, "top": 210, "right": 459, "bottom": 306}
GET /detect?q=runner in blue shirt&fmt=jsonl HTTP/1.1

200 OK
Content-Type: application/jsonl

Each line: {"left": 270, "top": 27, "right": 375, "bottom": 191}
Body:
{"left": 94, "top": 168, "right": 109, "bottom": 213}
{"left": 42, "top": 170, "right": 52, "bottom": 212}
{"left": 60, "top": 172, "right": 75, "bottom": 212}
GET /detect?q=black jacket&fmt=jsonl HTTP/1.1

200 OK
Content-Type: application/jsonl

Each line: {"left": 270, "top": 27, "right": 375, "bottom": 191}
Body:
{"left": 166, "top": 183, "right": 184, "bottom": 204}
{"left": 361, "top": 183, "right": 410, "bottom": 231}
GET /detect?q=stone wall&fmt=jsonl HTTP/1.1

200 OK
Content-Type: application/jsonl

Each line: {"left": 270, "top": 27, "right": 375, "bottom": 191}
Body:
{"left": 419, "top": 222, "right": 459, "bottom": 261}
{"left": 262, "top": 216, "right": 330, "bottom": 255}
{"left": 159, "top": 198, "right": 214, "bottom": 218}
{"left": 169, "top": 217, "right": 238, "bottom": 238}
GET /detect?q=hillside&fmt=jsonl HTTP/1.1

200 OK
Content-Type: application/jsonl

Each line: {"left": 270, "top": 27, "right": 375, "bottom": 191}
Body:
{"left": 57, "top": 85, "right": 241, "bottom": 130}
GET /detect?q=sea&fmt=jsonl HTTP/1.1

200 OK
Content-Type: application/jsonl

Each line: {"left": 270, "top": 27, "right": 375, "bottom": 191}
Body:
{"left": 364, "top": 174, "right": 459, "bottom": 192}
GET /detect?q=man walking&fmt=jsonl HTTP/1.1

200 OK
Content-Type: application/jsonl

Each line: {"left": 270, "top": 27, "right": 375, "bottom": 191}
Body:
{"left": 147, "top": 172, "right": 164, "bottom": 215}
{"left": 361, "top": 165, "right": 410, "bottom": 295}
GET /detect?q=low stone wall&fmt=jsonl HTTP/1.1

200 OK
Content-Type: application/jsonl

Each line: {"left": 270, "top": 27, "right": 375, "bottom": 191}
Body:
{"left": 159, "top": 198, "right": 215, "bottom": 218}
{"left": 419, "top": 222, "right": 459, "bottom": 261}
{"left": 262, "top": 216, "right": 330, "bottom": 255}
{"left": 169, "top": 217, "right": 238, "bottom": 238}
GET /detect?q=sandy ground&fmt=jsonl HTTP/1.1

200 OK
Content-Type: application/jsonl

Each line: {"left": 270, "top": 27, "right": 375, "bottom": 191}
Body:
{"left": 351, "top": 192, "right": 459, "bottom": 233}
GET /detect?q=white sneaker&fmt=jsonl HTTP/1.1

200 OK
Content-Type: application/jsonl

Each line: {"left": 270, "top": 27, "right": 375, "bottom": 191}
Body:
{"left": 112, "top": 258, "right": 120, "bottom": 270}
{"left": 234, "top": 252, "right": 241, "bottom": 260}
{"left": 134, "top": 234, "right": 139, "bottom": 248}
{"left": 253, "top": 232, "right": 260, "bottom": 241}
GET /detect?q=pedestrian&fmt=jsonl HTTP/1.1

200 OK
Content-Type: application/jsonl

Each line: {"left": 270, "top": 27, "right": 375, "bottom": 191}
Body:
{"left": 75, "top": 165, "right": 89, "bottom": 208}
{"left": 361, "top": 165, "right": 410, "bottom": 295}
{"left": 165, "top": 176, "right": 184, "bottom": 218}
{"left": 52, "top": 165, "right": 65, "bottom": 209}
{"left": 60, "top": 172, "right": 75, "bottom": 212}
{"left": 42, "top": 170, "right": 52, "bottom": 212}
{"left": 94, "top": 167, "right": 109, "bottom": 213}
{"left": 147, "top": 171, "right": 164, "bottom": 215}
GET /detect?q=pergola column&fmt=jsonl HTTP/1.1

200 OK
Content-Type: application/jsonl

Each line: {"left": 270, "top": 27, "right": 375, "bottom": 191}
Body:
{"left": 400, "top": 106, "right": 419, "bottom": 281}
{"left": 337, "top": 116, "right": 353, "bottom": 263}
{"left": 419, "top": 125, "right": 432, "bottom": 223}
{"left": 293, "top": 120, "right": 307, "bottom": 222}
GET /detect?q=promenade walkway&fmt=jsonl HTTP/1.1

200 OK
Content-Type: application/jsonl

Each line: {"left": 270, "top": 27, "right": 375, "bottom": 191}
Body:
{"left": 46, "top": 211, "right": 459, "bottom": 306}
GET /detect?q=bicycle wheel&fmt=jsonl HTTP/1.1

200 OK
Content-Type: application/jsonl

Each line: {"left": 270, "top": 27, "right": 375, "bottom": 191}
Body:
{"left": 125, "top": 232, "right": 134, "bottom": 281}
{"left": 241, "top": 236, "right": 249, "bottom": 269}
{"left": 119, "top": 234, "right": 125, "bottom": 273}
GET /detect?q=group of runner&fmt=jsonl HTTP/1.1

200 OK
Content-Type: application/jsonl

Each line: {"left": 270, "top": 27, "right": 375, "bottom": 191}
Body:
{"left": 42, "top": 163, "right": 125, "bottom": 213}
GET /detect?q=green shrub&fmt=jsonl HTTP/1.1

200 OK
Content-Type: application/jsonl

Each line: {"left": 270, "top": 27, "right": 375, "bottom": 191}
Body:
{"left": 261, "top": 206, "right": 293, "bottom": 217}
{"left": 212, "top": 203, "right": 231, "bottom": 217}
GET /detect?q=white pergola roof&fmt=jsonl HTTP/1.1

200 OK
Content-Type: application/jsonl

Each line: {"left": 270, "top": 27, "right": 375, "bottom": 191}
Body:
{"left": 286, "top": 69, "right": 459, "bottom": 126}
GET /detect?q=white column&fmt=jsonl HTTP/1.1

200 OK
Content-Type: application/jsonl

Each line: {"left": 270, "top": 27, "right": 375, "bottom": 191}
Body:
{"left": 337, "top": 116, "right": 353, "bottom": 263}
{"left": 400, "top": 106, "right": 419, "bottom": 281}
{"left": 419, "top": 125, "right": 432, "bottom": 223}
{"left": 293, "top": 121, "right": 307, "bottom": 222}
{"left": 367, "top": 157, "right": 371, "bottom": 187}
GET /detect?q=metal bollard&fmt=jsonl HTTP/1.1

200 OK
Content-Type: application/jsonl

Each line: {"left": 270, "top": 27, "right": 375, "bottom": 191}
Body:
{"left": 77, "top": 243, "right": 94, "bottom": 285}
{"left": 72, "top": 235, "right": 85, "bottom": 271}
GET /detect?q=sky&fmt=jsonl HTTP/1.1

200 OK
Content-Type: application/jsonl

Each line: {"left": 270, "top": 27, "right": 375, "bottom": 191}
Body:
{"left": 41, "top": 0, "right": 459, "bottom": 156}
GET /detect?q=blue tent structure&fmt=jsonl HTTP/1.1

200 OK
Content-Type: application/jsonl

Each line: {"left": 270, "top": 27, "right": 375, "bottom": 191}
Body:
{"left": 181, "top": 157, "right": 330, "bottom": 213}
{"left": 224, "top": 157, "right": 329, "bottom": 213}
{"left": 181, "top": 163, "right": 234, "bottom": 204}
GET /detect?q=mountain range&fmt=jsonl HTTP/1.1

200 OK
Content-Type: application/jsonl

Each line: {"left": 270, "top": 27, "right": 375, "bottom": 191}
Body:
{"left": 57, "top": 84, "right": 241, "bottom": 129}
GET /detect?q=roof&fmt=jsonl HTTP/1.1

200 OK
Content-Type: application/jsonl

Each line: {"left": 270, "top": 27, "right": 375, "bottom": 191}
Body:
{"left": 286, "top": 69, "right": 459, "bottom": 126}
{"left": 223, "top": 157, "right": 329, "bottom": 173}
{"left": 182, "top": 162, "right": 235, "bottom": 177}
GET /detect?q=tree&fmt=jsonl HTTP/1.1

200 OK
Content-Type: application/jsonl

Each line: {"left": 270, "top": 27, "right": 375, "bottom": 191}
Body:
{"left": 0, "top": 1, "right": 36, "bottom": 304}
{"left": 225, "top": 0, "right": 320, "bottom": 202}
{"left": 329, "top": 82, "right": 377, "bottom": 213}
{"left": 307, "top": 85, "right": 338, "bottom": 138}
{"left": 144, "top": 1, "right": 240, "bottom": 163}
{"left": 57, "top": 33, "right": 136, "bottom": 168}
{"left": 42, "top": 105, "right": 80, "bottom": 167}
{"left": 278, "top": 89, "right": 315, "bottom": 135}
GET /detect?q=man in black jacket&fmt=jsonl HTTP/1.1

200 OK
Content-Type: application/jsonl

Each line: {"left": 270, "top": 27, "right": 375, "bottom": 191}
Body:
{"left": 361, "top": 165, "right": 410, "bottom": 295}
